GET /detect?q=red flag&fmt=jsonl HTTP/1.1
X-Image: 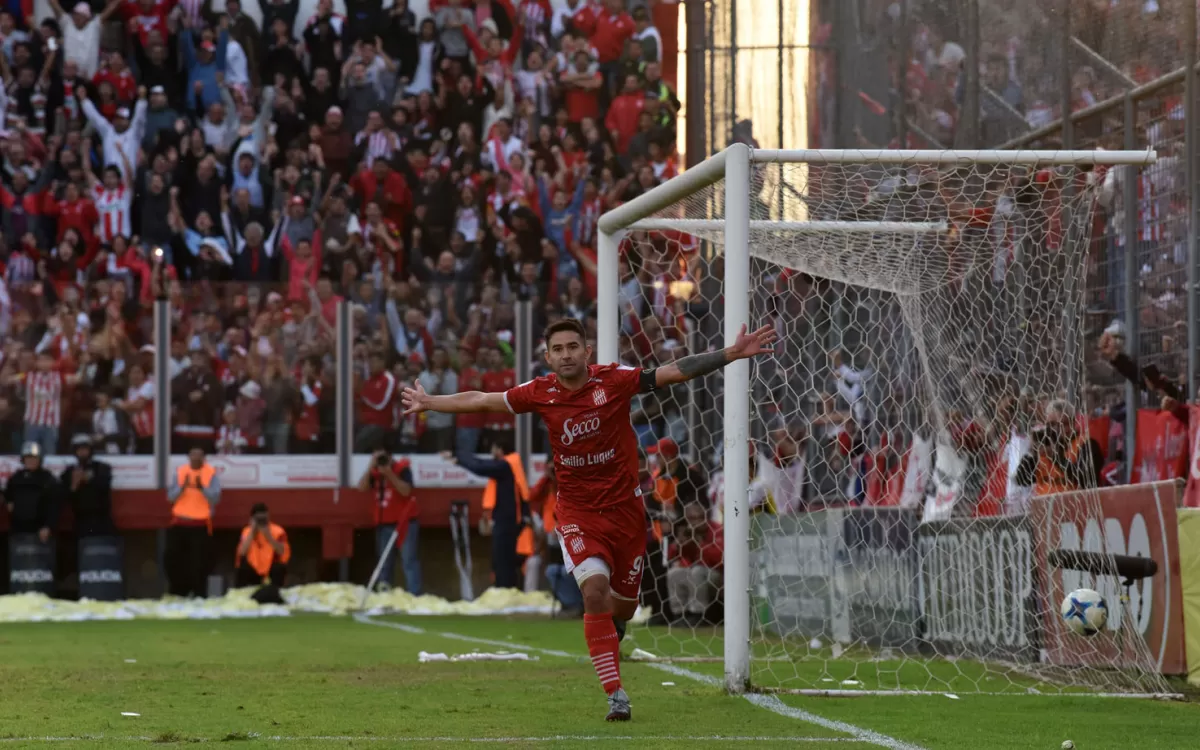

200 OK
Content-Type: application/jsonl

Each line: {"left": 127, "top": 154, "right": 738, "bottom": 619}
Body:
{"left": 1130, "top": 408, "right": 1188, "bottom": 484}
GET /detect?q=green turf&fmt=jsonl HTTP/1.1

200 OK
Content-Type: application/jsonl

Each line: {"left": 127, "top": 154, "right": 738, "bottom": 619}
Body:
{"left": 0, "top": 614, "right": 1195, "bottom": 749}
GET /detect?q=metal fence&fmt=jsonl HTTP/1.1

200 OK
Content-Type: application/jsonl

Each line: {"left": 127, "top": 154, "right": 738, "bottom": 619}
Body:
{"left": 810, "top": 0, "right": 1200, "bottom": 409}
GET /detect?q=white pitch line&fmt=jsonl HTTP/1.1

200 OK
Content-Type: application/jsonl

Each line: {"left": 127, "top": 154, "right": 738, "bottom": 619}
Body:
{"left": 355, "top": 615, "right": 928, "bottom": 750}
{"left": 0, "top": 736, "right": 872, "bottom": 744}
{"left": 646, "top": 663, "right": 927, "bottom": 750}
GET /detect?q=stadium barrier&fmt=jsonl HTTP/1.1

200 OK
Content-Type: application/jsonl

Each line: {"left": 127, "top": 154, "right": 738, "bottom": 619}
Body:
{"left": 752, "top": 481, "right": 1187, "bottom": 675}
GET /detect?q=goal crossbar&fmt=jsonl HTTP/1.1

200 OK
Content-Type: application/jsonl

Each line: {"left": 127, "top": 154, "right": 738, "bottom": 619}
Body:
{"left": 626, "top": 219, "right": 949, "bottom": 234}
{"left": 595, "top": 145, "right": 1161, "bottom": 697}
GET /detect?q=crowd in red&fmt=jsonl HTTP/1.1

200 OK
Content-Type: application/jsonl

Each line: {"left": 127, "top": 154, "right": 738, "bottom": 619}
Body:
{"left": 0, "top": 0, "right": 688, "bottom": 463}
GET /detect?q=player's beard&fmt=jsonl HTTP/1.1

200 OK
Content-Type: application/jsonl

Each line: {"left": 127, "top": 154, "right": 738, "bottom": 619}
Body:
{"left": 555, "top": 359, "right": 582, "bottom": 379}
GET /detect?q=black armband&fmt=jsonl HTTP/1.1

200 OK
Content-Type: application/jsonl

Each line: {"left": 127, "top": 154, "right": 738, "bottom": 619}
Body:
{"left": 639, "top": 369, "right": 658, "bottom": 393}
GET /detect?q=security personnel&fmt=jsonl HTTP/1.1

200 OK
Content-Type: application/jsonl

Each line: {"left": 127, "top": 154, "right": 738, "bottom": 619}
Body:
{"left": 166, "top": 446, "right": 221, "bottom": 597}
{"left": 455, "top": 446, "right": 530, "bottom": 589}
{"left": 234, "top": 503, "right": 290, "bottom": 588}
{"left": 62, "top": 434, "right": 115, "bottom": 537}
{"left": 4, "top": 442, "right": 60, "bottom": 544}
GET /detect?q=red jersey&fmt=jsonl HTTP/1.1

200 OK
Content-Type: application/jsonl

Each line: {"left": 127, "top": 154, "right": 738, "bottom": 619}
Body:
{"left": 93, "top": 67, "right": 137, "bottom": 103}
{"left": 44, "top": 195, "right": 100, "bottom": 250}
{"left": 349, "top": 169, "right": 412, "bottom": 232}
{"left": 505, "top": 363, "right": 645, "bottom": 513}
{"left": 23, "top": 371, "right": 65, "bottom": 428}
{"left": 457, "top": 366, "right": 486, "bottom": 429}
{"left": 93, "top": 183, "right": 133, "bottom": 243}
{"left": 358, "top": 371, "right": 398, "bottom": 428}
{"left": 482, "top": 368, "right": 516, "bottom": 430}
{"left": 563, "top": 69, "right": 603, "bottom": 122}
{"left": 591, "top": 10, "right": 634, "bottom": 63}
{"left": 121, "top": 0, "right": 172, "bottom": 48}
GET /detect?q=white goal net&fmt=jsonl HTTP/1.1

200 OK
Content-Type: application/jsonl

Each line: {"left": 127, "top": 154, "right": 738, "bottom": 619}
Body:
{"left": 597, "top": 147, "right": 1175, "bottom": 697}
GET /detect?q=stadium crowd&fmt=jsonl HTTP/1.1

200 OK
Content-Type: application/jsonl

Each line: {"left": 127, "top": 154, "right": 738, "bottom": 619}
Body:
{"left": 0, "top": 0, "right": 684, "bottom": 462}
{"left": 0, "top": 0, "right": 1195, "bottom": 614}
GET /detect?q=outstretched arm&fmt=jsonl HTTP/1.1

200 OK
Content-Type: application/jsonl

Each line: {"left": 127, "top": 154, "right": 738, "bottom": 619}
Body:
{"left": 401, "top": 383, "right": 510, "bottom": 415}
{"left": 652, "top": 324, "right": 776, "bottom": 388}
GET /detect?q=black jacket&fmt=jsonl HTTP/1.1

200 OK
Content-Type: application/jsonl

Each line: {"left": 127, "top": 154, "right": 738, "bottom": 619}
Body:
{"left": 3, "top": 467, "right": 61, "bottom": 534}
{"left": 61, "top": 460, "right": 115, "bottom": 537}
{"left": 456, "top": 451, "right": 530, "bottom": 527}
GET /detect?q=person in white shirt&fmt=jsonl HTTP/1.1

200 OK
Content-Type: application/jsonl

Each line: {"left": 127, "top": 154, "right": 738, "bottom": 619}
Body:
{"left": 79, "top": 84, "right": 148, "bottom": 180}
{"left": 550, "top": 0, "right": 595, "bottom": 40}
{"left": 632, "top": 6, "right": 662, "bottom": 63}
{"left": 47, "top": 0, "right": 123, "bottom": 79}
{"left": 225, "top": 37, "right": 250, "bottom": 91}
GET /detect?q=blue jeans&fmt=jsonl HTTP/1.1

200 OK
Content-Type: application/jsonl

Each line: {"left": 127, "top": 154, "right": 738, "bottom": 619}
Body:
{"left": 546, "top": 563, "right": 582, "bottom": 610}
{"left": 23, "top": 424, "right": 58, "bottom": 456}
{"left": 375, "top": 520, "right": 422, "bottom": 594}
{"left": 400, "top": 519, "right": 422, "bottom": 595}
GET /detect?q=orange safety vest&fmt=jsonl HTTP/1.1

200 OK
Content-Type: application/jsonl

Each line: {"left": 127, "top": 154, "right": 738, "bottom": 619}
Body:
{"left": 541, "top": 488, "right": 556, "bottom": 533}
{"left": 651, "top": 467, "right": 680, "bottom": 541}
{"left": 173, "top": 463, "right": 216, "bottom": 530}
{"left": 1034, "top": 435, "right": 1085, "bottom": 496}
{"left": 481, "top": 453, "right": 530, "bottom": 512}
{"left": 482, "top": 454, "right": 535, "bottom": 557}
{"left": 236, "top": 522, "right": 291, "bottom": 578}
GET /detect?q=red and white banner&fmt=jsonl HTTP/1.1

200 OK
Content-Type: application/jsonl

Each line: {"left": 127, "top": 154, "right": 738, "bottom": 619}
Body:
{"left": 922, "top": 441, "right": 966, "bottom": 523}
{"left": 1030, "top": 481, "right": 1187, "bottom": 675}
{"left": 0, "top": 454, "right": 550, "bottom": 491}
{"left": 1130, "top": 408, "right": 1188, "bottom": 484}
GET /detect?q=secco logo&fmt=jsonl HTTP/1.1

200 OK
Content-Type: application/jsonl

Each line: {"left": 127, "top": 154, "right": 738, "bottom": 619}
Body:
{"left": 561, "top": 414, "right": 601, "bottom": 446}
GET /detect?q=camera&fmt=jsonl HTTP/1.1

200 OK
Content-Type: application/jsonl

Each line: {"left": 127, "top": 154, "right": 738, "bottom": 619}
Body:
{"left": 376, "top": 453, "right": 390, "bottom": 467}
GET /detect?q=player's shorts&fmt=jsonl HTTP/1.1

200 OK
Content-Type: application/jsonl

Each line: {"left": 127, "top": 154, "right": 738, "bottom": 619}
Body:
{"left": 556, "top": 503, "right": 646, "bottom": 602}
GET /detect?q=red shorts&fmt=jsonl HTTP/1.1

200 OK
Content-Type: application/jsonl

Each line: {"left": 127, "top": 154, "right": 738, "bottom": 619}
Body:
{"left": 556, "top": 503, "right": 646, "bottom": 602}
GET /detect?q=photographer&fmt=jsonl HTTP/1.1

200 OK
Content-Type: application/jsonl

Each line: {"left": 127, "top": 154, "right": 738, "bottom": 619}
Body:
{"left": 1013, "top": 400, "right": 1103, "bottom": 497}
{"left": 357, "top": 448, "right": 420, "bottom": 593}
{"left": 165, "top": 447, "right": 222, "bottom": 597}
{"left": 235, "top": 503, "right": 290, "bottom": 589}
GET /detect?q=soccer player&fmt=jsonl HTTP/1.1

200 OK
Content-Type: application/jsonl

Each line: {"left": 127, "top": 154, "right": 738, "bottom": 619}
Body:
{"left": 401, "top": 317, "right": 776, "bottom": 721}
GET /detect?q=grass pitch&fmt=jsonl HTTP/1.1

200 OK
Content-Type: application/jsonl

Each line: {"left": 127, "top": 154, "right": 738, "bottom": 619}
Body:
{"left": 0, "top": 614, "right": 1196, "bottom": 749}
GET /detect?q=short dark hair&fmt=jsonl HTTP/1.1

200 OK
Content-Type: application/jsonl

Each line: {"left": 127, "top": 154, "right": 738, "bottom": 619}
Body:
{"left": 544, "top": 318, "right": 586, "bottom": 346}
{"left": 250, "top": 502, "right": 268, "bottom": 516}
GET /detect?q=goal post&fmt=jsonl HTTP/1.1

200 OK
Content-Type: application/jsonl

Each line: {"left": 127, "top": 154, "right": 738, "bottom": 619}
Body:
{"left": 596, "top": 145, "right": 1175, "bottom": 698}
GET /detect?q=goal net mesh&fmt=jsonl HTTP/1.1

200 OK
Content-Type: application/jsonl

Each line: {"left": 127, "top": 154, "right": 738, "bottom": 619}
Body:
{"left": 618, "top": 154, "right": 1172, "bottom": 696}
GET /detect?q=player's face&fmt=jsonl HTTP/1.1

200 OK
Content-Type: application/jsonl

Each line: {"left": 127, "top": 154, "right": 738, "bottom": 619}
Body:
{"left": 546, "top": 331, "right": 590, "bottom": 381}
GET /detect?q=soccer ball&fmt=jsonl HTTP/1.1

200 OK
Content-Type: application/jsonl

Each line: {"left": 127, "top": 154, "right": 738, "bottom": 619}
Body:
{"left": 1060, "top": 588, "right": 1108, "bottom": 636}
